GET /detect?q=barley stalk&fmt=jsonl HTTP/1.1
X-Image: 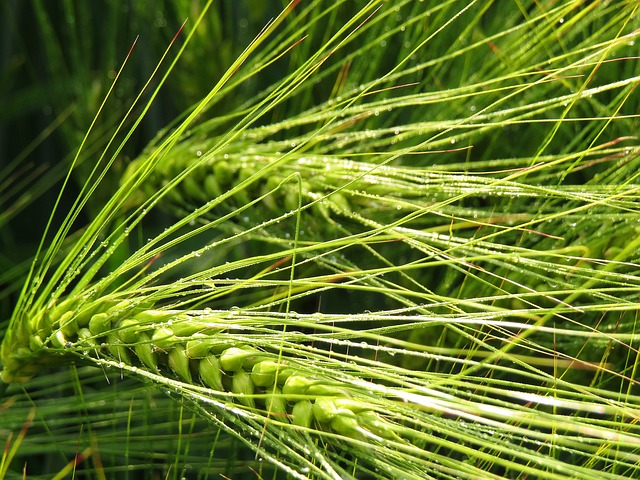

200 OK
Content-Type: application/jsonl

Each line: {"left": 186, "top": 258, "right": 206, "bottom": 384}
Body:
{"left": 1, "top": 299, "right": 402, "bottom": 446}
{"left": 7, "top": 294, "right": 640, "bottom": 479}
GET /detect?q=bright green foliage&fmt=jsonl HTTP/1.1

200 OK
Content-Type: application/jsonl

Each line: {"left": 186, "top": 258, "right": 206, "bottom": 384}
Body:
{"left": 2, "top": 0, "right": 640, "bottom": 479}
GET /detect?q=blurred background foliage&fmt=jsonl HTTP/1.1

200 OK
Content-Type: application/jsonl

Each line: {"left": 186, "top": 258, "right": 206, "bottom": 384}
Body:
{"left": 1, "top": 0, "right": 262, "bottom": 316}
{"left": 2, "top": 3, "right": 282, "bottom": 478}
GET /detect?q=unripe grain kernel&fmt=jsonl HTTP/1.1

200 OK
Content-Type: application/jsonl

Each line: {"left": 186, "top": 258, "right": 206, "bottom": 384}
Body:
{"left": 251, "top": 360, "right": 281, "bottom": 387}
{"left": 49, "top": 297, "right": 77, "bottom": 324}
{"left": 29, "top": 335, "right": 44, "bottom": 352}
{"left": 15, "top": 320, "right": 31, "bottom": 349}
{"left": 132, "top": 309, "right": 175, "bottom": 325}
{"left": 74, "top": 304, "right": 100, "bottom": 328}
{"left": 291, "top": 400, "right": 314, "bottom": 428}
{"left": 117, "top": 319, "right": 139, "bottom": 344}
{"left": 171, "top": 319, "right": 212, "bottom": 337}
{"left": 358, "top": 411, "right": 398, "bottom": 440}
{"left": 333, "top": 398, "right": 372, "bottom": 414}
{"left": 151, "top": 326, "right": 176, "bottom": 348}
{"left": 76, "top": 328, "right": 97, "bottom": 356}
{"left": 232, "top": 369, "right": 255, "bottom": 408}
{"left": 330, "top": 415, "right": 361, "bottom": 439}
{"left": 274, "top": 367, "right": 297, "bottom": 385}
{"left": 58, "top": 311, "right": 79, "bottom": 337}
{"left": 77, "top": 328, "right": 97, "bottom": 348}
{"left": 242, "top": 350, "right": 266, "bottom": 369}
{"left": 282, "top": 375, "right": 315, "bottom": 397}
{"left": 219, "top": 346, "right": 258, "bottom": 372}
{"left": 106, "top": 300, "right": 134, "bottom": 318}
{"left": 134, "top": 333, "right": 158, "bottom": 370}
{"left": 264, "top": 386, "right": 288, "bottom": 417}
{"left": 89, "top": 312, "right": 112, "bottom": 336}
{"left": 168, "top": 345, "right": 192, "bottom": 383}
{"left": 312, "top": 397, "right": 346, "bottom": 423}
{"left": 186, "top": 337, "right": 215, "bottom": 358}
{"left": 51, "top": 330, "right": 68, "bottom": 349}
{"left": 186, "top": 336, "right": 230, "bottom": 358}
{"left": 107, "top": 334, "right": 132, "bottom": 364}
{"left": 199, "top": 354, "right": 223, "bottom": 391}
{"left": 306, "top": 383, "right": 347, "bottom": 397}
{"left": 34, "top": 311, "right": 50, "bottom": 338}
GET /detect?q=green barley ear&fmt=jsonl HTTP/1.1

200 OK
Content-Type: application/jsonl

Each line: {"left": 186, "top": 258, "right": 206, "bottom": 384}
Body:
{"left": 4, "top": 1, "right": 640, "bottom": 479}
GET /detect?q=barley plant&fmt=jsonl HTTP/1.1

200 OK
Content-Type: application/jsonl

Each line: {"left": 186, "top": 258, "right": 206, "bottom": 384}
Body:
{"left": 2, "top": 1, "right": 640, "bottom": 479}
